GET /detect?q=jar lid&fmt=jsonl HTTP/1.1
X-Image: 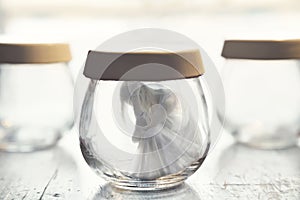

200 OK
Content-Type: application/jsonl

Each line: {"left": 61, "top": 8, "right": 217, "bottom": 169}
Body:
{"left": 222, "top": 39, "right": 300, "bottom": 60}
{"left": 0, "top": 42, "right": 72, "bottom": 63}
{"left": 83, "top": 49, "right": 205, "bottom": 81}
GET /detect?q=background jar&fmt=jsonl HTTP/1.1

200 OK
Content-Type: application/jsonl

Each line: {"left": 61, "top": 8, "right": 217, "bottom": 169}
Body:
{"left": 220, "top": 39, "right": 300, "bottom": 149}
{"left": 0, "top": 42, "right": 74, "bottom": 152}
{"left": 79, "top": 50, "right": 210, "bottom": 190}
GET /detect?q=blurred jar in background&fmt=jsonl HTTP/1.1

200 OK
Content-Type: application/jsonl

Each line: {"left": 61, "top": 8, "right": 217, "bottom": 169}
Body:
{"left": 0, "top": 0, "right": 4, "bottom": 33}
{"left": 220, "top": 39, "right": 300, "bottom": 149}
{"left": 0, "top": 41, "right": 74, "bottom": 152}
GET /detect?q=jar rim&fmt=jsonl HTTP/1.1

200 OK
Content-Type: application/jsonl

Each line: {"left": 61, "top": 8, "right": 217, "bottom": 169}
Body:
{"left": 222, "top": 39, "right": 300, "bottom": 60}
{"left": 83, "top": 49, "right": 205, "bottom": 81}
{"left": 0, "top": 43, "right": 72, "bottom": 64}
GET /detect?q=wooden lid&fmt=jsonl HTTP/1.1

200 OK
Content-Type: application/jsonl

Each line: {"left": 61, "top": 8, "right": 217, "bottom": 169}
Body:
{"left": 83, "top": 49, "right": 205, "bottom": 81}
{"left": 222, "top": 39, "right": 300, "bottom": 60}
{"left": 0, "top": 42, "right": 71, "bottom": 63}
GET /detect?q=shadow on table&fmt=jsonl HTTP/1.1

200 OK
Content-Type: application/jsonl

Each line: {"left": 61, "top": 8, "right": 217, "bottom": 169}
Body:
{"left": 0, "top": 145, "right": 80, "bottom": 198}
{"left": 92, "top": 183, "right": 201, "bottom": 200}
{"left": 0, "top": 145, "right": 78, "bottom": 175}
{"left": 217, "top": 143, "right": 300, "bottom": 183}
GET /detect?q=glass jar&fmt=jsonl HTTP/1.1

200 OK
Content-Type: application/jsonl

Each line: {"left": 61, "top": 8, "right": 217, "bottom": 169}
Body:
{"left": 221, "top": 39, "right": 300, "bottom": 149}
{"left": 0, "top": 1, "right": 4, "bottom": 33}
{"left": 79, "top": 49, "right": 210, "bottom": 190}
{"left": 0, "top": 42, "right": 74, "bottom": 152}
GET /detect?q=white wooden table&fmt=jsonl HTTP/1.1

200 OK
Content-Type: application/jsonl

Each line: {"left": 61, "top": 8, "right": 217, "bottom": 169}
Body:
{"left": 0, "top": 129, "right": 299, "bottom": 200}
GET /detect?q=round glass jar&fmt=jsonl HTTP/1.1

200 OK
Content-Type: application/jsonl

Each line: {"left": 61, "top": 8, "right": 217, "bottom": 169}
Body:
{"left": 221, "top": 39, "right": 300, "bottom": 149}
{"left": 0, "top": 42, "right": 74, "bottom": 152}
{"left": 79, "top": 50, "right": 210, "bottom": 190}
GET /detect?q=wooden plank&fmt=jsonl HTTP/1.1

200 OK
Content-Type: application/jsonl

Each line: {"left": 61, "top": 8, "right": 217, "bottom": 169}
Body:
{"left": 0, "top": 131, "right": 299, "bottom": 199}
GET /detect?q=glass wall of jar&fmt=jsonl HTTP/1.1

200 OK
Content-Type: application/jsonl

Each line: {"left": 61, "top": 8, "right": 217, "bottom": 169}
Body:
{"left": 220, "top": 39, "right": 300, "bottom": 149}
{"left": 79, "top": 50, "right": 210, "bottom": 190}
{"left": 0, "top": 41, "right": 74, "bottom": 152}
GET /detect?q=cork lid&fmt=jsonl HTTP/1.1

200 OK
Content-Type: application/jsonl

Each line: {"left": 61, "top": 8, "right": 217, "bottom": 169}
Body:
{"left": 222, "top": 39, "right": 300, "bottom": 60}
{"left": 0, "top": 39, "right": 71, "bottom": 63}
{"left": 83, "top": 49, "right": 205, "bottom": 81}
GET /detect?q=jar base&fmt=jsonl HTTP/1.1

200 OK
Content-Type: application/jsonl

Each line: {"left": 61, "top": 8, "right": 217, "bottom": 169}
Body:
{"left": 236, "top": 140, "right": 298, "bottom": 150}
{"left": 109, "top": 177, "right": 186, "bottom": 191}
{"left": 232, "top": 129, "right": 298, "bottom": 150}
{"left": 0, "top": 127, "right": 62, "bottom": 152}
{"left": 91, "top": 159, "right": 205, "bottom": 191}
